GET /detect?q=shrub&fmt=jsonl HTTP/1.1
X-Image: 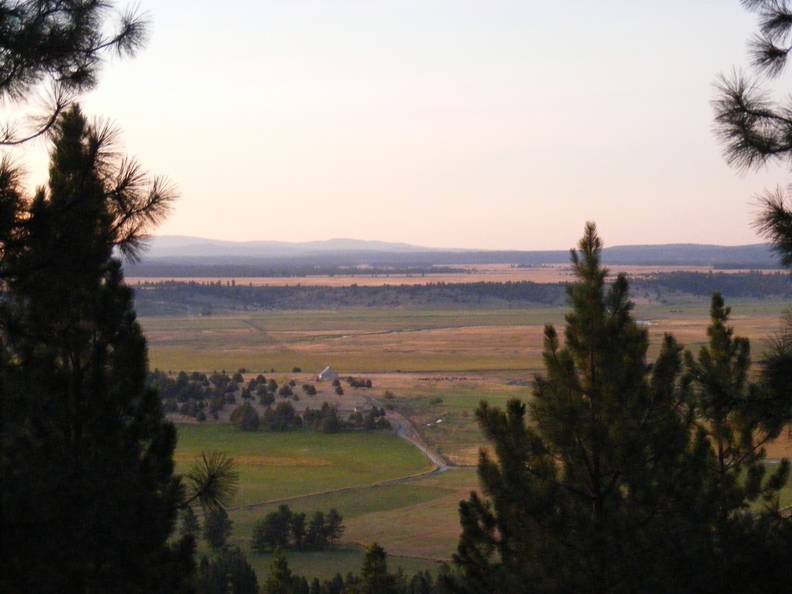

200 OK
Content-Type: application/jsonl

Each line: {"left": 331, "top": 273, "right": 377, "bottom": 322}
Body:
{"left": 264, "top": 402, "right": 301, "bottom": 431}
{"left": 230, "top": 402, "right": 260, "bottom": 431}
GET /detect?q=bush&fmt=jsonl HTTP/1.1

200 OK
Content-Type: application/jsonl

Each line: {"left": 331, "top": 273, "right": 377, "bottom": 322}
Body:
{"left": 263, "top": 402, "right": 302, "bottom": 431}
{"left": 302, "top": 384, "right": 317, "bottom": 396}
{"left": 335, "top": 385, "right": 344, "bottom": 396}
{"left": 278, "top": 385, "right": 293, "bottom": 398}
{"left": 259, "top": 392, "right": 275, "bottom": 406}
{"left": 230, "top": 402, "right": 260, "bottom": 432}
{"left": 179, "top": 401, "right": 198, "bottom": 417}
{"left": 292, "top": 367, "right": 302, "bottom": 373}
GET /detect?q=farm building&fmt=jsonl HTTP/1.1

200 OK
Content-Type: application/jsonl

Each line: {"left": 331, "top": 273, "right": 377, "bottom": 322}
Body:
{"left": 317, "top": 366, "right": 339, "bottom": 382}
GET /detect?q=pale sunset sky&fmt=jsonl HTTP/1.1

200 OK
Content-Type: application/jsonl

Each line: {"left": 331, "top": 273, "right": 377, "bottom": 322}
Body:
{"left": 9, "top": 1, "right": 792, "bottom": 249}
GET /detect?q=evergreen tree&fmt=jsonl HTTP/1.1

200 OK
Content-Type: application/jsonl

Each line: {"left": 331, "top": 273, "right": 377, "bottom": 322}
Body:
{"left": 180, "top": 506, "right": 201, "bottom": 540}
{"left": 0, "top": 105, "right": 195, "bottom": 593}
{"left": 0, "top": 1, "right": 146, "bottom": 145}
{"left": 197, "top": 547, "right": 259, "bottom": 594}
{"left": 325, "top": 508, "right": 344, "bottom": 545}
{"left": 204, "top": 507, "right": 233, "bottom": 551}
{"left": 685, "top": 293, "right": 791, "bottom": 516}
{"left": 452, "top": 224, "right": 711, "bottom": 594}
{"left": 347, "top": 543, "right": 399, "bottom": 594}
{"left": 714, "top": 1, "right": 792, "bottom": 274}
{"left": 231, "top": 401, "right": 261, "bottom": 431}
{"left": 263, "top": 551, "right": 299, "bottom": 594}
{"left": 291, "top": 512, "right": 307, "bottom": 551}
{"left": 253, "top": 506, "right": 293, "bottom": 552}
{"left": 305, "top": 511, "right": 327, "bottom": 550}
{"left": 683, "top": 293, "right": 792, "bottom": 592}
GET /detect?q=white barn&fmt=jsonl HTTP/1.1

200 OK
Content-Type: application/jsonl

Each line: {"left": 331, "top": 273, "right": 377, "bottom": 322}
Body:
{"left": 317, "top": 366, "right": 339, "bottom": 382}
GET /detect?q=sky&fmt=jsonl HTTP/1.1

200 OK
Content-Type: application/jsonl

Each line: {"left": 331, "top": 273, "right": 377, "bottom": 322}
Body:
{"left": 8, "top": 1, "right": 792, "bottom": 250}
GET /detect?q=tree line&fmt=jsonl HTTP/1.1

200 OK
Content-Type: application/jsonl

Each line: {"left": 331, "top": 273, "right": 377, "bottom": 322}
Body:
{"left": 252, "top": 505, "right": 344, "bottom": 552}
{"left": 231, "top": 401, "right": 390, "bottom": 434}
{"left": 133, "top": 274, "right": 792, "bottom": 315}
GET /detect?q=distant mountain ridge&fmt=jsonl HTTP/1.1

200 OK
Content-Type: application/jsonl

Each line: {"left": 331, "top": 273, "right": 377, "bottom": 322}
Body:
{"left": 146, "top": 236, "right": 449, "bottom": 259}
{"left": 130, "top": 236, "right": 780, "bottom": 275}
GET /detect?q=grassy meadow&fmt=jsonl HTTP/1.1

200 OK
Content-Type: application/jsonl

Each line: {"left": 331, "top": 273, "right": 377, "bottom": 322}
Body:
{"left": 175, "top": 425, "right": 432, "bottom": 506}
{"left": 142, "top": 302, "right": 789, "bottom": 374}
{"left": 175, "top": 424, "right": 450, "bottom": 579}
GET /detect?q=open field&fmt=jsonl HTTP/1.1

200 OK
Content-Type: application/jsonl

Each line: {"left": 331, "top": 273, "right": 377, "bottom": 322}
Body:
{"left": 175, "top": 425, "right": 432, "bottom": 506}
{"left": 175, "top": 425, "right": 450, "bottom": 579}
{"left": 155, "top": 301, "right": 792, "bottom": 466}
{"left": 129, "top": 264, "right": 784, "bottom": 288}
{"left": 142, "top": 301, "right": 789, "bottom": 374}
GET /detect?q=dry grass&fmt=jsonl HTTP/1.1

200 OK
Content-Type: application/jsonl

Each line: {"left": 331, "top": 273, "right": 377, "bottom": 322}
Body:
{"left": 129, "top": 264, "right": 783, "bottom": 288}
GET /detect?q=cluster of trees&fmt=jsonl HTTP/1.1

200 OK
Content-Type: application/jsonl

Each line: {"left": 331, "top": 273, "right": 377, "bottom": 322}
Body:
{"left": 132, "top": 280, "right": 569, "bottom": 314}
{"left": 259, "top": 545, "right": 452, "bottom": 594}
{"left": 129, "top": 264, "right": 461, "bottom": 279}
{"left": 134, "top": 274, "right": 792, "bottom": 316}
{"left": 178, "top": 505, "right": 259, "bottom": 594}
{"left": 252, "top": 505, "right": 344, "bottom": 552}
{"left": 149, "top": 369, "right": 319, "bottom": 421}
{"left": 303, "top": 403, "right": 391, "bottom": 433}
{"left": 232, "top": 401, "right": 391, "bottom": 434}
{"left": 641, "top": 271, "right": 792, "bottom": 299}
{"left": 346, "top": 376, "right": 374, "bottom": 389}
{"left": 188, "top": 507, "right": 448, "bottom": 594}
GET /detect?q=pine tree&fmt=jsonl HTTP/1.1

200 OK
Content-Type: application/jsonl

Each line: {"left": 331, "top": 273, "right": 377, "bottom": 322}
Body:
{"left": 263, "top": 551, "right": 299, "bottom": 594}
{"left": 0, "top": 105, "right": 194, "bottom": 593}
{"left": 204, "top": 507, "right": 233, "bottom": 552}
{"left": 196, "top": 547, "right": 259, "bottom": 594}
{"left": 684, "top": 293, "right": 792, "bottom": 592}
{"left": 325, "top": 508, "right": 344, "bottom": 545}
{"left": 0, "top": 1, "right": 147, "bottom": 145}
{"left": 452, "top": 224, "right": 710, "bottom": 594}
{"left": 685, "top": 293, "right": 791, "bottom": 516}
{"left": 348, "top": 543, "right": 399, "bottom": 594}
{"left": 0, "top": 105, "right": 236, "bottom": 592}
{"left": 180, "top": 506, "right": 201, "bottom": 540}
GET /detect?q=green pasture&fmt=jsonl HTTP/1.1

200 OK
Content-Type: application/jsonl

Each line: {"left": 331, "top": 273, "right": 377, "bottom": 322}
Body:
{"left": 175, "top": 425, "right": 433, "bottom": 506}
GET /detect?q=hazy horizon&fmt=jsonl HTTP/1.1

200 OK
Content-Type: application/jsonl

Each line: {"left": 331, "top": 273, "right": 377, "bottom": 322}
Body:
{"left": 8, "top": 1, "right": 792, "bottom": 250}
{"left": 147, "top": 232, "right": 772, "bottom": 252}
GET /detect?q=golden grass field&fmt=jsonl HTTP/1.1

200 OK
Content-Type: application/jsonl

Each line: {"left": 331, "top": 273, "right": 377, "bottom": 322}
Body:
{"left": 129, "top": 264, "right": 782, "bottom": 288}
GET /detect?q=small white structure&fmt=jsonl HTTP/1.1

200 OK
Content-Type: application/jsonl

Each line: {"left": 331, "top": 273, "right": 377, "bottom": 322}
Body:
{"left": 317, "top": 366, "right": 339, "bottom": 382}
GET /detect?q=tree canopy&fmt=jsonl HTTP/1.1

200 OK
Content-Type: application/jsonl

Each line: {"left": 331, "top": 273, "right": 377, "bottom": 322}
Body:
{"left": 0, "top": 0, "right": 146, "bottom": 144}
{"left": 714, "top": 0, "right": 792, "bottom": 266}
